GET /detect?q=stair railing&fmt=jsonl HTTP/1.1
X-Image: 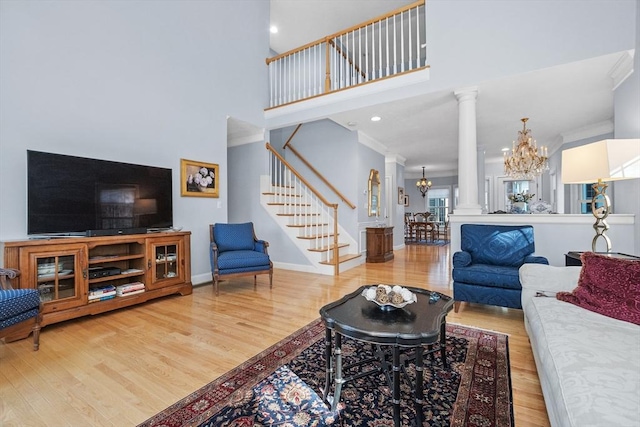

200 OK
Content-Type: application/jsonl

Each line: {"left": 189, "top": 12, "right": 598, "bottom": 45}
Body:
{"left": 266, "top": 143, "right": 340, "bottom": 276}
{"left": 266, "top": 0, "right": 427, "bottom": 108}
{"left": 283, "top": 124, "right": 357, "bottom": 209}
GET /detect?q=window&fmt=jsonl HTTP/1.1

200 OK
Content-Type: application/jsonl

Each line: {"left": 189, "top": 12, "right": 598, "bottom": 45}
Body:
{"left": 579, "top": 183, "right": 605, "bottom": 214}
{"left": 427, "top": 188, "right": 449, "bottom": 224}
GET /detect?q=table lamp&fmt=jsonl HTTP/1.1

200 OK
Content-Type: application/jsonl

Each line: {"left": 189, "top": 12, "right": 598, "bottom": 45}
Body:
{"left": 561, "top": 138, "right": 640, "bottom": 252}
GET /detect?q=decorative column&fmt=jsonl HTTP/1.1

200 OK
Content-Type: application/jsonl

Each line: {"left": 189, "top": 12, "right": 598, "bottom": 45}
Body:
{"left": 454, "top": 87, "right": 482, "bottom": 215}
{"left": 477, "top": 145, "right": 486, "bottom": 212}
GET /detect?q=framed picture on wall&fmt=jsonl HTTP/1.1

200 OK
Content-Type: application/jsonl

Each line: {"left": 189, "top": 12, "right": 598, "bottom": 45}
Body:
{"left": 180, "top": 158, "right": 219, "bottom": 198}
{"left": 404, "top": 194, "right": 410, "bottom": 207}
{"left": 398, "top": 187, "right": 404, "bottom": 204}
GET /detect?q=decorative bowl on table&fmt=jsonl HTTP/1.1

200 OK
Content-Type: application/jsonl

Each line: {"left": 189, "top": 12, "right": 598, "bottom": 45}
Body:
{"left": 362, "top": 285, "right": 417, "bottom": 310}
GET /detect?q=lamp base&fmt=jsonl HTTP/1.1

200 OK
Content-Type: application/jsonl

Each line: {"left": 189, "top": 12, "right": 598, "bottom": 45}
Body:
{"left": 591, "top": 179, "right": 611, "bottom": 252}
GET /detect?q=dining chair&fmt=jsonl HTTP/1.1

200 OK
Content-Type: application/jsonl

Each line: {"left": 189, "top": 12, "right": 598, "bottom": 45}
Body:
{"left": 413, "top": 213, "right": 435, "bottom": 242}
{"left": 404, "top": 212, "right": 415, "bottom": 241}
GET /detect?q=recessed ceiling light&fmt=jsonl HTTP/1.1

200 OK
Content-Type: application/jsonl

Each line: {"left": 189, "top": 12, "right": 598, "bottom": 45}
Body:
{"left": 370, "top": 116, "right": 381, "bottom": 122}
{"left": 270, "top": 25, "right": 278, "bottom": 34}
{"left": 347, "top": 121, "right": 357, "bottom": 127}
{"left": 501, "top": 147, "right": 510, "bottom": 152}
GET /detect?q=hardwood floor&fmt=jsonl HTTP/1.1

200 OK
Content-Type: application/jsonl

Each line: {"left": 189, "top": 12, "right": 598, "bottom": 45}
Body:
{"left": 0, "top": 243, "right": 550, "bottom": 426}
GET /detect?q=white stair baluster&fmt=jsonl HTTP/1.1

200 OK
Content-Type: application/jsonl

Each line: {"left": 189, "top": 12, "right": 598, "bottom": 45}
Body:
{"left": 408, "top": 7, "right": 413, "bottom": 70}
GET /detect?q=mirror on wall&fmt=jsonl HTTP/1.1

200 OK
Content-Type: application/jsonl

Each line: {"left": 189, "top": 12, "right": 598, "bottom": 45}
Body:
{"left": 368, "top": 169, "right": 381, "bottom": 217}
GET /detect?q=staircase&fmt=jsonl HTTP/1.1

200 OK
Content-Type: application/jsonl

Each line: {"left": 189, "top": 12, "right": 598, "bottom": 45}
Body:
{"left": 261, "top": 144, "right": 362, "bottom": 275}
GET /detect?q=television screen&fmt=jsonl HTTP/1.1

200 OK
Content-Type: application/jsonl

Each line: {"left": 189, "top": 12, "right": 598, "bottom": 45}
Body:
{"left": 27, "top": 150, "right": 173, "bottom": 236}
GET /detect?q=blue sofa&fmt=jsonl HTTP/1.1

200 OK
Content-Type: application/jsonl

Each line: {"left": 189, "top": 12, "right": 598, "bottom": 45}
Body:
{"left": 452, "top": 224, "right": 548, "bottom": 312}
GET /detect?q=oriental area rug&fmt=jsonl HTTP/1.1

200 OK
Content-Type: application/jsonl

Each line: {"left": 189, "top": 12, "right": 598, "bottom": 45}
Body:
{"left": 139, "top": 319, "right": 513, "bottom": 427}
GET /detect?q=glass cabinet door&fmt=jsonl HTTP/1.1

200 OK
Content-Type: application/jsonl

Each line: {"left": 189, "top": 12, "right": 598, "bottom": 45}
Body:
{"left": 149, "top": 238, "right": 183, "bottom": 288}
{"left": 26, "top": 245, "right": 86, "bottom": 312}
{"left": 36, "top": 255, "right": 76, "bottom": 302}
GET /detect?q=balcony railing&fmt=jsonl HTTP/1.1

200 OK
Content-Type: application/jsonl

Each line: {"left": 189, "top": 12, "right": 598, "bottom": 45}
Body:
{"left": 266, "top": 0, "right": 427, "bottom": 108}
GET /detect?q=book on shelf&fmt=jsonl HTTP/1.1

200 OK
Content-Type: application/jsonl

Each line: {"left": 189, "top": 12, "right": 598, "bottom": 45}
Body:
{"left": 116, "top": 282, "right": 145, "bottom": 291}
{"left": 89, "top": 285, "right": 116, "bottom": 296}
{"left": 88, "top": 293, "right": 116, "bottom": 303}
{"left": 116, "top": 282, "right": 145, "bottom": 296}
{"left": 117, "top": 289, "right": 145, "bottom": 297}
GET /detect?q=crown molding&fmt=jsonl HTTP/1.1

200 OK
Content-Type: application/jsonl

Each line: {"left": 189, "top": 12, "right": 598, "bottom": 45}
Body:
{"left": 559, "top": 119, "right": 614, "bottom": 144}
{"left": 357, "top": 130, "right": 388, "bottom": 156}
{"left": 385, "top": 154, "right": 406, "bottom": 166}
{"left": 227, "top": 131, "right": 265, "bottom": 147}
{"left": 608, "top": 49, "right": 634, "bottom": 91}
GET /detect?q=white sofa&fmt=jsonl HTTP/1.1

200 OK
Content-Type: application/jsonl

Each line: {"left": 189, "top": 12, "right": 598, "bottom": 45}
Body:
{"left": 519, "top": 264, "right": 640, "bottom": 427}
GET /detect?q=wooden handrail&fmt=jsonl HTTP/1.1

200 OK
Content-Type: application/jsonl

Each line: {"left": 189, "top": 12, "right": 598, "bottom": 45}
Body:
{"left": 264, "top": 65, "right": 429, "bottom": 111}
{"left": 327, "top": 39, "right": 366, "bottom": 80}
{"left": 265, "top": 143, "right": 337, "bottom": 209}
{"left": 266, "top": 142, "right": 340, "bottom": 276}
{"left": 266, "top": 0, "right": 424, "bottom": 65}
{"left": 282, "top": 128, "right": 356, "bottom": 209}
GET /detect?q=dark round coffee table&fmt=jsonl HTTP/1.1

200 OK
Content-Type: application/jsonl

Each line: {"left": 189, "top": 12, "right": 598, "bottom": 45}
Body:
{"left": 319, "top": 285, "right": 454, "bottom": 427}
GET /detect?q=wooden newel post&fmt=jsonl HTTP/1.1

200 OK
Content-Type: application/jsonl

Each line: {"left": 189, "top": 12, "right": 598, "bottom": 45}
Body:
{"left": 325, "top": 37, "right": 331, "bottom": 93}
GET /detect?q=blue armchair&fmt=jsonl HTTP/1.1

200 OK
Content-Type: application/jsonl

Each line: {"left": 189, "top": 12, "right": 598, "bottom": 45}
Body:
{"left": 209, "top": 222, "right": 273, "bottom": 296}
{"left": 1, "top": 268, "right": 42, "bottom": 350}
{"left": 452, "top": 224, "right": 548, "bottom": 312}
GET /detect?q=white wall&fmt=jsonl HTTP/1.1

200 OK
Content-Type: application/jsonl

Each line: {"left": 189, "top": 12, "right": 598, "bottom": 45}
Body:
{"left": 0, "top": 1, "right": 270, "bottom": 284}
{"left": 612, "top": 0, "right": 640, "bottom": 254}
{"left": 427, "top": 0, "right": 636, "bottom": 89}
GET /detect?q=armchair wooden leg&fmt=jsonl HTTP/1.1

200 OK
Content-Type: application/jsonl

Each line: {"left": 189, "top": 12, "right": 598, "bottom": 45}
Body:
{"left": 254, "top": 275, "right": 257, "bottom": 290}
{"left": 269, "top": 270, "right": 273, "bottom": 289}
{"left": 214, "top": 278, "right": 219, "bottom": 296}
{"left": 454, "top": 301, "right": 461, "bottom": 313}
{"left": 32, "top": 322, "right": 41, "bottom": 351}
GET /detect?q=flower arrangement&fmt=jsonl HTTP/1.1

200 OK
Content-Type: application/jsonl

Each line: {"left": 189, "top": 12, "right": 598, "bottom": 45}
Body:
{"left": 187, "top": 167, "right": 215, "bottom": 191}
{"left": 508, "top": 192, "right": 535, "bottom": 203}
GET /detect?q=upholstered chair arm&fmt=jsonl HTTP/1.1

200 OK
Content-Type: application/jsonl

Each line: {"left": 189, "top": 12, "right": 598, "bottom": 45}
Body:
{"left": 0, "top": 268, "right": 20, "bottom": 290}
{"left": 209, "top": 242, "right": 220, "bottom": 270}
{"left": 523, "top": 255, "right": 549, "bottom": 265}
{"left": 254, "top": 240, "right": 269, "bottom": 254}
{"left": 520, "top": 264, "right": 580, "bottom": 294}
{"left": 452, "top": 251, "right": 472, "bottom": 267}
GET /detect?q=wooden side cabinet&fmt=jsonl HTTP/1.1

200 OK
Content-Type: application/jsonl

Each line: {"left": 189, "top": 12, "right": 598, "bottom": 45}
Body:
{"left": 366, "top": 226, "right": 394, "bottom": 263}
{"left": 2, "top": 231, "right": 192, "bottom": 331}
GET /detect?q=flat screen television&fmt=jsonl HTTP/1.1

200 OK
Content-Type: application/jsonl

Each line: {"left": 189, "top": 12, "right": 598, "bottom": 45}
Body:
{"left": 27, "top": 150, "right": 173, "bottom": 236}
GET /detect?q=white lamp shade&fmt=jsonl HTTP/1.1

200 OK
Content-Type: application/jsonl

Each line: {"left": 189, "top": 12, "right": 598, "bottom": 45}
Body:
{"left": 561, "top": 139, "right": 640, "bottom": 184}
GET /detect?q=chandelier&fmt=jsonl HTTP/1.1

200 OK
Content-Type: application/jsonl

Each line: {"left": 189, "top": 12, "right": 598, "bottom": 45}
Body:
{"left": 504, "top": 118, "right": 549, "bottom": 179}
{"left": 416, "top": 166, "right": 432, "bottom": 198}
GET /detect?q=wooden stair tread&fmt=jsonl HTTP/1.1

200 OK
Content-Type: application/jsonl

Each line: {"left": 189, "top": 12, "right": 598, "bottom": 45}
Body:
{"left": 308, "top": 243, "right": 349, "bottom": 252}
{"left": 262, "top": 192, "right": 302, "bottom": 197}
{"left": 276, "top": 213, "right": 320, "bottom": 217}
{"left": 267, "top": 202, "right": 311, "bottom": 206}
{"left": 268, "top": 184, "right": 295, "bottom": 189}
{"left": 319, "top": 253, "right": 362, "bottom": 265}
{"left": 286, "top": 223, "right": 329, "bottom": 228}
{"left": 297, "top": 234, "right": 336, "bottom": 240}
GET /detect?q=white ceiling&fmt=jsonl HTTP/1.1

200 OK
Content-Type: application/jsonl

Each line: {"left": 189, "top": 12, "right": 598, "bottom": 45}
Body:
{"left": 268, "top": 1, "right": 626, "bottom": 178}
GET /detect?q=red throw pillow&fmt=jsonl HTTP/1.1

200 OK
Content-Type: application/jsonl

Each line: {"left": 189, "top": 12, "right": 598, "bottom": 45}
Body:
{"left": 557, "top": 252, "right": 640, "bottom": 325}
